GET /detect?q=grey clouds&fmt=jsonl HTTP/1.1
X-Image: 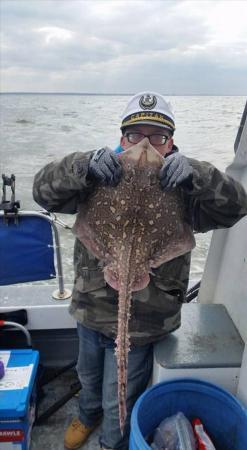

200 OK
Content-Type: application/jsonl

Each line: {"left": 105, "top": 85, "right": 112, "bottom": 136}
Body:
{"left": 1, "top": 0, "right": 247, "bottom": 94}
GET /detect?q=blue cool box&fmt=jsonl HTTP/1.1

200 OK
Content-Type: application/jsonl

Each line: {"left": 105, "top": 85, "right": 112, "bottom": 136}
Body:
{"left": 0, "top": 349, "right": 39, "bottom": 450}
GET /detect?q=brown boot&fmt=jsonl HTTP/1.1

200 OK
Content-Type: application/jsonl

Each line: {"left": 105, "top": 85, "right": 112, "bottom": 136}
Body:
{"left": 64, "top": 418, "right": 97, "bottom": 449}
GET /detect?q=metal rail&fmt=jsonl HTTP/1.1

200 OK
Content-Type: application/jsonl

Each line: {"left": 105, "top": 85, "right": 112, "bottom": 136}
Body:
{"left": 0, "top": 210, "right": 71, "bottom": 300}
{"left": 0, "top": 320, "right": 32, "bottom": 346}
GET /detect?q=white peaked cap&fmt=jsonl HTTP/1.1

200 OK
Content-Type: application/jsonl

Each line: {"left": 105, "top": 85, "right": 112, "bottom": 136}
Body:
{"left": 121, "top": 91, "right": 175, "bottom": 132}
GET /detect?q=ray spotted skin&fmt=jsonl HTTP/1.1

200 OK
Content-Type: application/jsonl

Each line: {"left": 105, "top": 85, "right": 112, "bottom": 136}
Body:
{"left": 73, "top": 140, "right": 195, "bottom": 433}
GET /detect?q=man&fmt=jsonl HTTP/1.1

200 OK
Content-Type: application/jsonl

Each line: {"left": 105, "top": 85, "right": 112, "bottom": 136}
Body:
{"left": 33, "top": 92, "right": 247, "bottom": 450}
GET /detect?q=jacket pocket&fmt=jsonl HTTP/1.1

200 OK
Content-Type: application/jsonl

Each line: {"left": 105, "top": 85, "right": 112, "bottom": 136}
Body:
{"left": 77, "top": 267, "right": 106, "bottom": 292}
{"left": 74, "top": 239, "right": 106, "bottom": 292}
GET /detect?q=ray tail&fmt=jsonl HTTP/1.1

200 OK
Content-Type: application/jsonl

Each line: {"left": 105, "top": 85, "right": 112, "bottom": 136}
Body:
{"left": 115, "top": 244, "right": 133, "bottom": 436}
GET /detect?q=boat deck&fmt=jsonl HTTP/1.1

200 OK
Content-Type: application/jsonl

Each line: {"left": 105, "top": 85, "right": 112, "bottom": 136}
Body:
{"left": 31, "top": 367, "right": 101, "bottom": 450}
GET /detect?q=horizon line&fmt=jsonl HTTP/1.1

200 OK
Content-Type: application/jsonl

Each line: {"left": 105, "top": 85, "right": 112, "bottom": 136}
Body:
{"left": 0, "top": 91, "right": 246, "bottom": 97}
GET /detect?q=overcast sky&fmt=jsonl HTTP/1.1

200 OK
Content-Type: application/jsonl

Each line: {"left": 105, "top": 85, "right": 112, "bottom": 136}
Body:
{"left": 1, "top": 0, "right": 247, "bottom": 94}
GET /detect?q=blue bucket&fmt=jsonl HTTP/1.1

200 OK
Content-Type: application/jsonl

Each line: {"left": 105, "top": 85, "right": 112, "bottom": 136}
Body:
{"left": 130, "top": 378, "right": 247, "bottom": 450}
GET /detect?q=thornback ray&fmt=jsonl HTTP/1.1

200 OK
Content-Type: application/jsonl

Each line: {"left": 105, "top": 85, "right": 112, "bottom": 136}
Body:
{"left": 73, "top": 139, "right": 195, "bottom": 434}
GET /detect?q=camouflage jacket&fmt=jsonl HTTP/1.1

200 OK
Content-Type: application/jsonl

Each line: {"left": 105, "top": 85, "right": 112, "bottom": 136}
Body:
{"left": 33, "top": 151, "right": 247, "bottom": 345}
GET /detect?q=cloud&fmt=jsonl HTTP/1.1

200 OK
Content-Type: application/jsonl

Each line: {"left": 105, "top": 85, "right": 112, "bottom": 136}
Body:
{"left": 1, "top": 0, "right": 247, "bottom": 94}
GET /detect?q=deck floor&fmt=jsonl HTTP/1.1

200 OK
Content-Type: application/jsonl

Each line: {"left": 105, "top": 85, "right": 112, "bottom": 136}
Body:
{"left": 31, "top": 367, "right": 101, "bottom": 450}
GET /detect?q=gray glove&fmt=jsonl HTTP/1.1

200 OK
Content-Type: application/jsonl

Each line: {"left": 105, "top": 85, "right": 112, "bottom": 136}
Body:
{"left": 88, "top": 147, "right": 122, "bottom": 186}
{"left": 159, "top": 153, "right": 193, "bottom": 191}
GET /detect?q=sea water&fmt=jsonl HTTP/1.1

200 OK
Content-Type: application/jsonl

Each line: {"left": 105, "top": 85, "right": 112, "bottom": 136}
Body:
{"left": 0, "top": 94, "right": 245, "bottom": 283}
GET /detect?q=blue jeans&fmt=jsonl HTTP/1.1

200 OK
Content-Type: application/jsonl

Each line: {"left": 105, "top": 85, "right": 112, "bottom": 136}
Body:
{"left": 76, "top": 323, "right": 153, "bottom": 450}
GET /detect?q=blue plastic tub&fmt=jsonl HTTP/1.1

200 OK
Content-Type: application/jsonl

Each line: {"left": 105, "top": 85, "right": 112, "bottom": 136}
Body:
{"left": 130, "top": 378, "right": 247, "bottom": 450}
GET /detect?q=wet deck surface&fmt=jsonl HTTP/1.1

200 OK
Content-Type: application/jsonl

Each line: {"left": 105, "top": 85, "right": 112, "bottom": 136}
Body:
{"left": 31, "top": 367, "right": 101, "bottom": 450}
